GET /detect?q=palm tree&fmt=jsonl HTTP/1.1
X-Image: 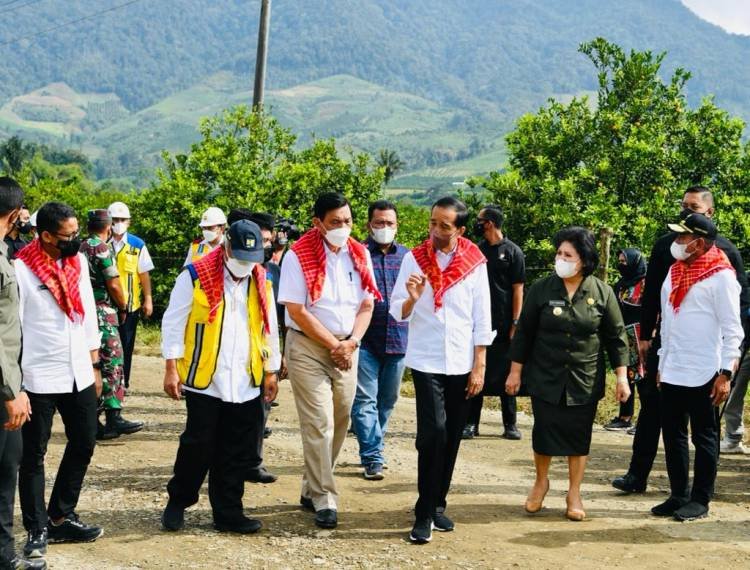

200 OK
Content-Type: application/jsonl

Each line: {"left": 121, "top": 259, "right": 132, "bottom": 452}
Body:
{"left": 377, "top": 148, "right": 405, "bottom": 185}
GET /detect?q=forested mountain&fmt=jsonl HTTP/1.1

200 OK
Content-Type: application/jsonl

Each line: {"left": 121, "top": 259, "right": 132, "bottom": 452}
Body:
{"left": 1, "top": 0, "right": 749, "bottom": 183}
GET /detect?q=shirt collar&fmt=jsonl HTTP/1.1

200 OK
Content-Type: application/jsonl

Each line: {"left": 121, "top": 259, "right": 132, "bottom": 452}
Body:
{"left": 365, "top": 236, "right": 398, "bottom": 255}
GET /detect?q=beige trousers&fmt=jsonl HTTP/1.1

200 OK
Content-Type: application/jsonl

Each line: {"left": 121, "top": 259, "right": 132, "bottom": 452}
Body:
{"left": 285, "top": 329, "right": 358, "bottom": 511}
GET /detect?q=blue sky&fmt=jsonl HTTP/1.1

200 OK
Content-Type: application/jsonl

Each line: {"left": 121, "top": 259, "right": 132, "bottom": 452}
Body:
{"left": 682, "top": 0, "right": 750, "bottom": 35}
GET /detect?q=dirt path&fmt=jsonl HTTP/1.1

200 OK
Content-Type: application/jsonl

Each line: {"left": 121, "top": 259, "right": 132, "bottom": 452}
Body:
{"left": 18, "top": 355, "right": 750, "bottom": 569}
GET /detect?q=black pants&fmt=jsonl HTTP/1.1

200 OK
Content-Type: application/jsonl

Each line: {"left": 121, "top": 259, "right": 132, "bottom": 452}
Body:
{"left": 466, "top": 393, "right": 517, "bottom": 428}
{"left": 627, "top": 340, "right": 661, "bottom": 482}
{"left": 118, "top": 310, "right": 139, "bottom": 388}
{"left": 0, "top": 407, "right": 23, "bottom": 563}
{"left": 618, "top": 378, "right": 636, "bottom": 418}
{"left": 412, "top": 370, "right": 471, "bottom": 520}
{"left": 247, "top": 385, "right": 271, "bottom": 472}
{"left": 19, "top": 385, "right": 97, "bottom": 531}
{"left": 167, "top": 391, "right": 263, "bottom": 523}
{"left": 661, "top": 379, "right": 719, "bottom": 506}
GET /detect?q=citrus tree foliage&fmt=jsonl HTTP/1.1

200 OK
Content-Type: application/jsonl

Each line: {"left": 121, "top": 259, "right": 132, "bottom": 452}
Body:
{"left": 131, "top": 106, "right": 385, "bottom": 309}
{"left": 471, "top": 38, "right": 750, "bottom": 275}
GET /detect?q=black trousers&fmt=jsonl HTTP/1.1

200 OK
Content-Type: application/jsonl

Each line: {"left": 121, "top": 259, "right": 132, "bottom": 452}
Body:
{"left": 466, "top": 393, "right": 517, "bottom": 428}
{"left": 627, "top": 340, "right": 661, "bottom": 482}
{"left": 412, "top": 370, "right": 471, "bottom": 520}
{"left": 660, "top": 379, "right": 719, "bottom": 506}
{"left": 19, "top": 385, "right": 97, "bottom": 531}
{"left": 247, "top": 385, "right": 271, "bottom": 472}
{"left": 0, "top": 407, "right": 23, "bottom": 563}
{"left": 167, "top": 391, "right": 263, "bottom": 523}
{"left": 118, "top": 310, "right": 139, "bottom": 388}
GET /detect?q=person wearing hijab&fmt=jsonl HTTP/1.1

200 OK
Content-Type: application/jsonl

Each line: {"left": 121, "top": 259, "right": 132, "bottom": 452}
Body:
{"left": 604, "top": 248, "right": 647, "bottom": 432}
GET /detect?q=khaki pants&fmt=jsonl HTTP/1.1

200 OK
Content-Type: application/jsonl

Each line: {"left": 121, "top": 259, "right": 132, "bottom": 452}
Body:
{"left": 286, "top": 329, "right": 358, "bottom": 511}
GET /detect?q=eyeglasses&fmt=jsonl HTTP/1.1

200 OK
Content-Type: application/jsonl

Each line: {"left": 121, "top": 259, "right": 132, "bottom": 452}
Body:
{"left": 54, "top": 231, "right": 80, "bottom": 241}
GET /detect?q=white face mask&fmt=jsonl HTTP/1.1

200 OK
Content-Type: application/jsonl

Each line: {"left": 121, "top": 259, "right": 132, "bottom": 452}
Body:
{"left": 202, "top": 229, "right": 220, "bottom": 243}
{"left": 555, "top": 257, "right": 579, "bottom": 279}
{"left": 225, "top": 257, "right": 255, "bottom": 278}
{"left": 324, "top": 227, "right": 351, "bottom": 248}
{"left": 670, "top": 239, "right": 697, "bottom": 261}
{"left": 371, "top": 227, "right": 396, "bottom": 245}
{"left": 112, "top": 222, "right": 128, "bottom": 236}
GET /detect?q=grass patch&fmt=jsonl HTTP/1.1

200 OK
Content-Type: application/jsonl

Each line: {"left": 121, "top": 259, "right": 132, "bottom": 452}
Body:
{"left": 134, "top": 322, "right": 162, "bottom": 357}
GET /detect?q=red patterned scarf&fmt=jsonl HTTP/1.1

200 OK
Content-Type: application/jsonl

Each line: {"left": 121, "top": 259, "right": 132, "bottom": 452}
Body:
{"left": 16, "top": 238, "right": 84, "bottom": 323}
{"left": 412, "top": 236, "right": 486, "bottom": 310}
{"left": 192, "top": 246, "right": 271, "bottom": 333}
{"left": 669, "top": 245, "right": 734, "bottom": 313}
{"left": 290, "top": 228, "right": 382, "bottom": 304}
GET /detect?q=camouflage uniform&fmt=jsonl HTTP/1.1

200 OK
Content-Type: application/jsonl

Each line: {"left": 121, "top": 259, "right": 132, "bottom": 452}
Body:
{"left": 80, "top": 235, "right": 125, "bottom": 410}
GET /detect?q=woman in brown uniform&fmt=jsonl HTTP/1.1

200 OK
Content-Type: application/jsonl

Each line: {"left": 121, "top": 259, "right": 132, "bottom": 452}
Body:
{"left": 505, "top": 227, "right": 630, "bottom": 521}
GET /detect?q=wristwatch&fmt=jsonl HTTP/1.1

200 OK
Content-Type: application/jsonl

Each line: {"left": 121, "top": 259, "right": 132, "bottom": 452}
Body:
{"left": 512, "top": 319, "right": 520, "bottom": 326}
{"left": 92, "top": 361, "right": 102, "bottom": 371}
{"left": 718, "top": 369, "right": 733, "bottom": 379}
{"left": 349, "top": 335, "right": 361, "bottom": 348}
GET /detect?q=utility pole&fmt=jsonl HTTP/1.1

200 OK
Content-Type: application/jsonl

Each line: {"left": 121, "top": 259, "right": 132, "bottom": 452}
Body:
{"left": 252, "top": 0, "right": 271, "bottom": 110}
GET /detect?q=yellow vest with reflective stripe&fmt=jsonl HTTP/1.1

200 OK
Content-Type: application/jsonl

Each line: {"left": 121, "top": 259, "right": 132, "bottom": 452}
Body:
{"left": 115, "top": 238, "right": 144, "bottom": 312}
{"left": 190, "top": 241, "right": 213, "bottom": 264}
{"left": 176, "top": 273, "right": 271, "bottom": 390}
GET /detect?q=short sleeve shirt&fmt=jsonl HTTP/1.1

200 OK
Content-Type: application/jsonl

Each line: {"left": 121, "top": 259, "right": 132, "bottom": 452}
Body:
{"left": 81, "top": 236, "right": 120, "bottom": 305}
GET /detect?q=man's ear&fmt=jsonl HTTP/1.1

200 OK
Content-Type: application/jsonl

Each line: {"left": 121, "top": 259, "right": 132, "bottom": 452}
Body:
{"left": 457, "top": 226, "right": 466, "bottom": 237}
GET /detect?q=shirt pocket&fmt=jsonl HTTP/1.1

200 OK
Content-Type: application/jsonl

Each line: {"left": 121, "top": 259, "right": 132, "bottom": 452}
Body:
{"left": 0, "top": 264, "right": 17, "bottom": 301}
{"left": 122, "top": 251, "right": 139, "bottom": 274}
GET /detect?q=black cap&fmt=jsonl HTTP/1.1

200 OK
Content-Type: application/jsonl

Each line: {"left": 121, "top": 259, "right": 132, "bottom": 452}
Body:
{"left": 87, "top": 209, "right": 111, "bottom": 224}
{"left": 668, "top": 212, "right": 717, "bottom": 240}
{"left": 225, "top": 220, "right": 265, "bottom": 263}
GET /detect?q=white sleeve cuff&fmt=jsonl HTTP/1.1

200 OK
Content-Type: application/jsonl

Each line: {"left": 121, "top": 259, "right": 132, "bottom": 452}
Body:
{"left": 389, "top": 300, "right": 413, "bottom": 322}
{"left": 162, "top": 345, "right": 185, "bottom": 360}
{"left": 473, "top": 330, "right": 496, "bottom": 346}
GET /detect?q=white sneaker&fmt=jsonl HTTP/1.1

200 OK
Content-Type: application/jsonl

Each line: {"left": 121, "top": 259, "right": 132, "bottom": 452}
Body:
{"left": 720, "top": 439, "right": 748, "bottom": 454}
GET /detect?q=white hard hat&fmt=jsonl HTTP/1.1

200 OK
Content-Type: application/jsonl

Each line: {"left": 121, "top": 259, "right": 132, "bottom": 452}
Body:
{"left": 30, "top": 210, "right": 38, "bottom": 227}
{"left": 199, "top": 206, "right": 227, "bottom": 227}
{"left": 108, "top": 201, "right": 131, "bottom": 219}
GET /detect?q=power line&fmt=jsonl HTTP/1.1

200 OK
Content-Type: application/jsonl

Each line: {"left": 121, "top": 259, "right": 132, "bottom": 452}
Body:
{"left": 0, "top": 0, "right": 147, "bottom": 48}
{"left": 0, "top": 0, "right": 44, "bottom": 15}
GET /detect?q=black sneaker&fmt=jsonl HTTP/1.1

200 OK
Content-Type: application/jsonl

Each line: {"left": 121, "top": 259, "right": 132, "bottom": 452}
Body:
{"left": 22, "top": 528, "right": 48, "bottom": 558}
{"left": 432, "top": 511, "right": 454, "bottom": 532}
{"left": 611, "top": 473, "right": 647, "bottom": 493}
{"left": 263, "top": 427, "right": 272, "bottom": 438}
{"left": 673, "top": 501, "right": 709, "bottom": 522}
{"left": 363, "top": 463, "right": 384, "bottom": 480}
{"left": 409, "top": 518, "right": 433, "bottom": 544}
{"left": 8, "top": 555, "right": 48, "bottom": 569}
{"left": 461, "top": 424, "right": 477, "bottom": 440}
{"left": 502, "top": 425, "right": 522, "bottom": 440}
{"left": 300, "top": 496, "right": 315, "bottom": 512}
{"left": 47, "top": 514, "right": 103, "bottom": 544}
{"left": 651, "top": 497, "right": 688, "bottom": 517}
{"left": 161, "top": 503, "right": 185, "bottom": 531}
{"left": 604, "top": 417, "right": 632, "bottom": 431}
{"left": 314, "top": 509, "right": 337, "bottom": 529}
{"left": 214, "top": 516, "right": 262, "bottom": 534}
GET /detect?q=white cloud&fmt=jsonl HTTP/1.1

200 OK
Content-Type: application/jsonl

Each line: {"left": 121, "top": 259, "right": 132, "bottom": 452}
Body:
{"left": 682, "top": 0, "right": 750, "bottom": 35}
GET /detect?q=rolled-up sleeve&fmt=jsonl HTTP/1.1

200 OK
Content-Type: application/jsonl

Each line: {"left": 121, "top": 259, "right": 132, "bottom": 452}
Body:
{"left": 79, "top": 258, "right": 102, "bottom": 351}
{"left": 715, "top": 271, "right": 744, "bottom": 369}
{"left": 601, "top": 285, "right": 629, "bottom": 368}
{"left": 471, "top": 263, "right": 496, "bottom": 346}
{"left": 161, "top": 270, "right": 194, "bottom": 359}
{"left": 389, "top": 252, "right": 415, "bottom": 323}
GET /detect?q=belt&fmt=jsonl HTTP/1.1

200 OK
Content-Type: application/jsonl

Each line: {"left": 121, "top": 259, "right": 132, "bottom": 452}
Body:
{"left": 290, "top": 328, "right": 349, "bottom": 341}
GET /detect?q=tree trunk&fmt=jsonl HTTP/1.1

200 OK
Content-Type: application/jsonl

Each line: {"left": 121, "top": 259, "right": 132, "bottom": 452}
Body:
{"left": 597, "top": 227, "right": 614, "bottom": 282}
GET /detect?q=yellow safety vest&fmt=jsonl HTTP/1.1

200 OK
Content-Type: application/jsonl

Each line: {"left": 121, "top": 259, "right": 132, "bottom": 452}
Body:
{"left": 176, "top": 271, "right": 271, "bottom": 390}
{"left": 115, "top": 235, "right": 145, "bottom": 312}
{"left": 189, "top": 241, "right": 213, "bottom": 264}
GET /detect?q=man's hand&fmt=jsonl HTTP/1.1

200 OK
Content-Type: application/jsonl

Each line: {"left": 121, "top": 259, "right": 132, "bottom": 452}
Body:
{"left": 3, "top": 392, "right": 31, "bottom": 431}
{"left": 466, "top": 367, "right": 485, "bottom": 399}
{"left": 263, "top": 372, "right": 279, "bottom": 403}
{"left": 331, "top": 340, "right": 356, "bottom": 371}
{"left": 505, "top": 371, "right": 521, "bottom": 396}
{"left": 405, "top": 273, "right": 427, "bottom": 302}
{"left": 509, "top": 324, "right": 517, "bottom": 340}
{"left": 711, "top": 374, "right": 731, "bottom": 406}
{"left": 94, "top": 369, "right": 103, "bottom": 399}
{"left": 164, "top": 365, "right": 182, "bottom": 400}
{"left": 142, "top": 296, "right": 154, "bottom": 319}
{"left": 615, "top": 380, "right": 631, "bottom": 403}
{"left": 279, "top": 357, "right": 288, "bottom": 380}
{"left": 638, "top": 339, "right": 652, "bottom": 370}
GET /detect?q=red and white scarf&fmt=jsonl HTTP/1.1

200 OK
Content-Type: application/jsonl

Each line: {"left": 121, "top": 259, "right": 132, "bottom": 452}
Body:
{"left": 192, "top": 246, "right": 271, "bottom": 333}
{"left": 16, "top": 238, "right": 85, "bottom": 323}
{"left": 669, "top": 245, "right": 734, "bottom": 313}
{"left": 290, "top": 228, "right": 382, "bottom": 304}
{"left": 412, "top": 236, "right": 486, "bottom": 310}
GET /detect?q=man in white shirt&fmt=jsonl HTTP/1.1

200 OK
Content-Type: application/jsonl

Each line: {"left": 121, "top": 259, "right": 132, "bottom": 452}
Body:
{"left": 278, "top": 193, "right": 378, "bottom": 530}
{"left": 654, "top": 213, "right": 743, "bottom": 521}
{"left": 15, "top": 202, "right": 104, "bottom": 559}
{"left": 183, "top": 206, "right": 227, "bottom": 266}
{"left": 160, "top": 220, "right": 280, "bottom": 534}
{"left": 390, "top": 197, "right": 494, "bottom": 544}
{"left": 108, "top": 201, "right": 155, "bottom": 389}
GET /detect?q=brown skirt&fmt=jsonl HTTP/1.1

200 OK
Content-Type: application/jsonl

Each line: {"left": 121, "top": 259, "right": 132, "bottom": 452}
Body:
{"left": 531, "top": 396, "right": 598, "bottom": 456}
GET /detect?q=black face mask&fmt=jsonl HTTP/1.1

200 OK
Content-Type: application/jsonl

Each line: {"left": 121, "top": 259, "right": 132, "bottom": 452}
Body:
{"left": 16, "top": 221, "right": 32, "bottom": 235}
{"left": 56, "top": 237, "right": 82, "bottom": 258}
{"left": 263, "top": 246, "right": 273, "bottom": 264}
{"left": 473, "top": 222, "right": 486, "bottom": 238}
{"left": 617, "top": 263, "right": 637, "bottom": 279}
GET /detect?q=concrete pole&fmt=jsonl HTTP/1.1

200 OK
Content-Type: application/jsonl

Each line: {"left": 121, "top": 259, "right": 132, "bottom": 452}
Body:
{"left": 252, "top": 0, "right": 271, "bottom": 109}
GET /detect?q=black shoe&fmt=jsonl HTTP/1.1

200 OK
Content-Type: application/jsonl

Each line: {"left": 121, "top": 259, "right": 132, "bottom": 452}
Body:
{"left": 161, "top": 503, "right": 185, "bottom": 531}
{"left": 270, "top": 401, "right": 279, "bottom": 407}
{"left": 502, "top": 425, "right": 522, "bottom": 440}
{"left": 300, "top": 496, "right": 315, "bottom": 512}
{"left": 461, "top": 424, "right": 477, "bottom": 440}
{"left": 106, "top": 409, "right": 144, "bottom": 435}
{"left": 214, "top": 516, "right": 262, "bottom": 534}
{"left": 96, "top": 419, "right": 120, "bottom": 441}
{"left": 673, "top": 501, "right": 709, "bottom": 522}
{"left": 246, "top": 467, "right": 278, "bottom": 484}
{"left": 314, "top": 509, "right": 337, "bottom": 529}
{"left": 612, "top": 473, "right": 647, "bottom": 493}
{"left": 47, "top": 514, "right": 103, "bottom": 544}
{"left": 22, "top": 529, "right": 47, "bottom": 558}
{"left": 651, "top": 497, "right": 689, "bottom": 517}
{"left": 409, "top": 518, "right": 433, "bottom": 544}
{"left": 7, "top": 555, "right": 48, "bottom": 570}
{"left": 432, "top": 511, "right": 454, "bottom": 532}
{"left": 604, "top": 417, "right": 632, "bottom": 431}
{"left": 263, "top": 427, "right": 272, "bottom": 439}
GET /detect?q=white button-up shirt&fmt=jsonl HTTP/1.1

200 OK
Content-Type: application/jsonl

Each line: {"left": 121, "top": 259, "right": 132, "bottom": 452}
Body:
{"left": 659, "top": 267, "right": 743, "bottom": 387}
{"left": 112, "top": 232, "right": 155, "bottom": 273}
{"left": 16, "top": 253, "right": 101, "bottom": 394}
{"left": 390, "top": 248, "right": 495, "bottom": 375}
{"left": 278, "top": 243, "right": 374, "bottom": 337}
{"left": 161, "top": 268, "right": 281, "bottom": 403}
